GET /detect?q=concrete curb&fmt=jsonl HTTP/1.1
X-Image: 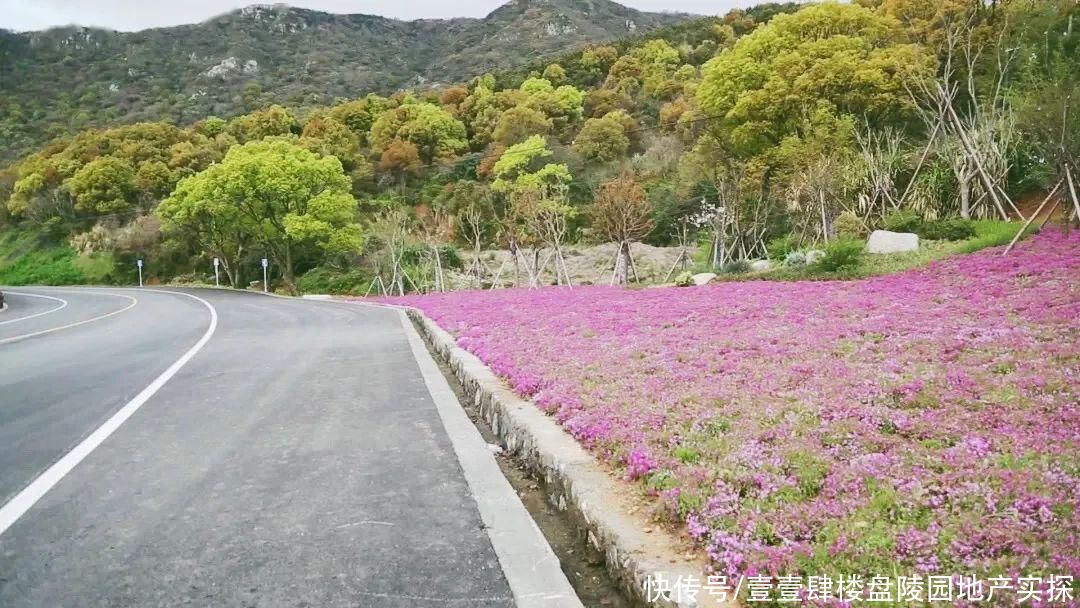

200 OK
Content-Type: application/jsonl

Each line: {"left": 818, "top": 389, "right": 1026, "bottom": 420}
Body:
{"left": 407, "top": 308, "right": 732, "bottom": 608}
{"left": 396, "top": 309, "right": 583, "bottom": 608}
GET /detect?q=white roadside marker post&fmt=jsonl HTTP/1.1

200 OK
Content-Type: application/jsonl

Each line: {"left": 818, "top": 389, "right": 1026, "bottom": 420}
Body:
{"left": 213, "top": 257, "right": 220, "bottom": 287}
{"left": 261, "top": 257, "right": 269, "bottom": 293}
{"left": 137, "top": 259, "right": 143, "bottom": 287}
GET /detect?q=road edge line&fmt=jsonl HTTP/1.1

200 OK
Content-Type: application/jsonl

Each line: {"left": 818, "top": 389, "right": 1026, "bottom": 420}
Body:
{"left": 0, "top": 289, "right": 219, "bottom": 537}
{"left": 0, "top": 291, "right": 135, "bottom": 344}
{"left": 395, "top": 308, "right": 584, "bottom": 608}
{"left": 0, "top": 291, "right": 68, "bottom": 326}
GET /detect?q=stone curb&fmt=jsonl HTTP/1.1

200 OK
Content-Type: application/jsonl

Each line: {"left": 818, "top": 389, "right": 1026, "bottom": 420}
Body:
{"left": 407, "top": 308, "right": 734, "bottom": 608}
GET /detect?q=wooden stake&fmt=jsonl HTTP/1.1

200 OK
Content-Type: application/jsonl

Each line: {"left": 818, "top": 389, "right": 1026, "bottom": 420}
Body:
{"left": 1003, "top": 180, "right": 1062, "bottom": 255}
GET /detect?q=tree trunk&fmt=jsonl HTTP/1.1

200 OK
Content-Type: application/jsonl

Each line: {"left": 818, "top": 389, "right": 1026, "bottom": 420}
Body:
{"left": 819, "top": 191, "right": 830, "bottom": 242}
{"left": 283, "top": 242, "right": 295, "bottom": 293}
{"left": 959, "top": 178, "right": 971, "bottom": 219}
{"left": 615, "top": 241, "right": 630, "bottom": 286}
{"left": 510, "top": 241, "right": 520, "bottom": 287}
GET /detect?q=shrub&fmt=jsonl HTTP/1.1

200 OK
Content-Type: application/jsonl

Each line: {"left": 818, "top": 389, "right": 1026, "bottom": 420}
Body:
{"left": 882, "top": 210, "right": 922, "bottom": 233}
{"left": 816, "top": 238, "right": 864, "bottom": 272}
{"left": 674, "top": 271, "right": 694, "bottom": 287}
{"left": 918, "top": 218, "right": 976, "bottom": 241}
{"left": 784, "top": 250, "right": 809, "bottom": 266}
{"left": 722, "top": 259, "right": 751, "bottom": 274}
{"left": 767, "top": 233, "right": 799, "bottom": 261}
{"left": 298, "top": 266, "right": 373, "bottom": 295}
{"left": 834, "top": 211, "right": 865, "bottom": 238}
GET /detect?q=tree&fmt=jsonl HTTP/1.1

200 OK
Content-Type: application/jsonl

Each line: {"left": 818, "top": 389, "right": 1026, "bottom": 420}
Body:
{"left": 134, "top": 160, "right": 174, "bottom": 203}
{"left": 299, "top": 116, "right": 360, "bottom": 169}
{"left": 378, "top": 139, "right": 423, "bottom": 186}
{"left": 492, "top": 106, "right": 553, "bottom": 146}
{"left": 590, "top": 172, "right": 654, "bottom": 285}
{"left": 64, "top": 156, "right": 137, "bottom": 215}
{"left": 489, "top": 135, "right": 573, "bottom": 286}
{"left": 163, "top": 140, "right": 362, "bottom": 290}
{"left": 227, "top": 105, "right": 299, "bottom": 143}
{"left": 491, "top": 135, "right": 571, "bottom": 195}
{"left": 573, "top": 111, "right": 632, "bottom": 162}
{"left": 157, "top": 177, "right": 255, "bottom": 288}
{"left": 369, "top": 102, "right": 468, "bottom": 163}
{"left": 327, "top": 95, "right": 392, "bottom": 145}
{"left": 542, "top": 63, "right": 567, "bottom": 84}
{"left": 697, "top": 2, "right": 934, "bottom": 159}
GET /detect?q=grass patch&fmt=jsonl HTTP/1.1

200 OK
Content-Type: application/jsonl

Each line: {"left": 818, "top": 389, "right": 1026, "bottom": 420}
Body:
{"left": 0, "top": 246, "right": 86, "bottom": 285}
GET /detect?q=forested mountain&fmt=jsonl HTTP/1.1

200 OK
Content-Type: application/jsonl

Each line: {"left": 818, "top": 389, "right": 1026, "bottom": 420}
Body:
{"left": 0, "top": 0, "right": 691, "bottom": 163}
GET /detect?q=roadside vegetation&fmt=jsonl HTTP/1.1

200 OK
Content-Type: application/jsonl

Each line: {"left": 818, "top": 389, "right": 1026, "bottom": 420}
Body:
{"left": 388, "top": 228, "right": 1080, "bottom": 583}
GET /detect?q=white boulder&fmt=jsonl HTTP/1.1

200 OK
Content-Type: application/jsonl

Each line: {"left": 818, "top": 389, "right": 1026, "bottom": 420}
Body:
{"left": 749, "top": 259, "right": 773, "bottom": 272}
{"left": 691, "top": 272, "right": 717, "bottom": 286}
{"left": 867, "top": 230, "right": 919, "bottom": 254}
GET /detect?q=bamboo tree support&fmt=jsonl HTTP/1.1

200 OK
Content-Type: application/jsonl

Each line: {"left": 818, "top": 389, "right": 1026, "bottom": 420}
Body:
{"left": 517, "top": 248, "right": 541, "bottom": 289}
{"left": 1066, "top": 164, "right": 1080, "bottom": 225}
{"left": 1003, "top": 180, "right": 1063, "bottom": 255}
{"left": 663, "top": 226, "right": 695, "bottom": 283}
{"left": 944, "top": 99, "right": 1012, "bottom": 221}
{"left": 554, "top": 247, "right": 573, "bottom": 289}
{"left": 605, "top": 246, "right": 622, "bottom": 286}
{"left": 467, "top": 251, "right": 489, "bottom": 289}
{"left": 489, "top": 256, "right": 510, "bottom": 290}
{"left": 364, "top": 275, "right": 389, "bottom": 297}
{"left": 431, "top": 246, "right": 446, "bottom": 293}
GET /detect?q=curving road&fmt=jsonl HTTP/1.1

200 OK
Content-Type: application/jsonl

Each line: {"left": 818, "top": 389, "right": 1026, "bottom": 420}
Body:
{"left": 0, "top": 287, "right": 578, "bottom": 607}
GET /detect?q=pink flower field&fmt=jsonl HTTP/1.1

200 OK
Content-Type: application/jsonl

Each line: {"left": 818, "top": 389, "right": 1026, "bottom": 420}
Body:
{"left": 388, "top": 230, "right": 1080, "bottom": 581}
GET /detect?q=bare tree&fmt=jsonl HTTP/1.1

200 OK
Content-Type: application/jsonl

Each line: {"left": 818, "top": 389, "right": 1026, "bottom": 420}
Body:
{"left": 907, "top": 13, "right": 1021, "bottom": 220}
{"left": 517, "top": 184, "right": 576, "bottom": 288}
{"left": 589, "top": 171, "right": 654, "bottom": 285}
{"left": 786, "top": 154, "right": 850, "bottom": 244}
{"left": 415, "top": 203, "right": 454, "bottom": 292}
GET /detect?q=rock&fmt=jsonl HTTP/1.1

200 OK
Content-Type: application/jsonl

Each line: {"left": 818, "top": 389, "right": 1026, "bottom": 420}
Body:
{"left": 487, "top": 443, "right": 504, "bottom": 455}
{"left": 867, "top": 230, "right": 919, "bottom": 254}
{"left": 805, "top": 249, "right": 826, "bottom": 264}
{"left": 691, "top": 272, "right": 717, "bottom": 286}
{"left": 749, "top": 259, "right": 773, "bottom": 272}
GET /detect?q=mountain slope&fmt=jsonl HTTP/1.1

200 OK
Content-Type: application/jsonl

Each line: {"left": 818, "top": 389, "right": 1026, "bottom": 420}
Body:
{"left": 0, "top": 0, "right": 691, "bottom": 163}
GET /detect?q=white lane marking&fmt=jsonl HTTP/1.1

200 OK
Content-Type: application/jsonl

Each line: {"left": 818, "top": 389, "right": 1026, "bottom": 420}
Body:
{"left": 0, "top": 292, "right": 136, "bottom": 345}
{"left": 0, "top": 289, "right": 219, "bottom": 538}
{"left": 0, "top": 291, "right": 69, "bottom": 326}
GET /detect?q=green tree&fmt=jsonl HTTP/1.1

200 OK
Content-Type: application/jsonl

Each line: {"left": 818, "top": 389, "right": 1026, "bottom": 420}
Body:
{"left": 228, "top": 105, "right": 299, "bottom": 143}
{"left": 299, "top": 116, "right": 360, "bottom": 169}
{"left": 697, "top": 2, "right": 933, "bottom": 158}
{"left": 542, "top": 63, "right": 567, "bottom": 84}
{"left": 491, "top": 135, "right": 571, "bottom": 195}
{"left": 573, "top": 110, "right": 632, "bottom": 163}
{"left": 64, "top": 156, "right": 137, "bottom": 214}
{"left": 492, "top": 106, "right": 553, "bottom": 146}
{"left": 163, "top": 140, "right": 362, "bottom": 289}
{"left": 369, "top": 102, "right": 468, "bottom": 163}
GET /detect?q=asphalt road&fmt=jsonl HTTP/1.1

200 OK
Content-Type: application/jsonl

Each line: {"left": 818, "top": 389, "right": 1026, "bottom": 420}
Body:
{"left": 0, "top": 287, "right": 574, "bottom": 607}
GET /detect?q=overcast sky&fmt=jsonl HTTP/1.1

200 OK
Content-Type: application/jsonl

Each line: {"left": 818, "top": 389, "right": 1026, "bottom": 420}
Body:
{"left": 0, "top": 1, "right": 755, "bottom": 32}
